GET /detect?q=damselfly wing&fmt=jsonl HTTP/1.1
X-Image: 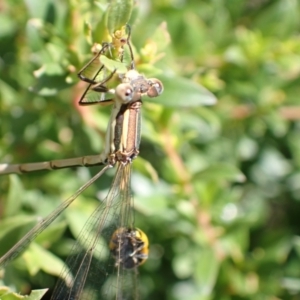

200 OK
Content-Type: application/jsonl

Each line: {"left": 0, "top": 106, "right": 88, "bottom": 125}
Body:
{"left": 50, "top": 163, "right": 149, "bottom": 300}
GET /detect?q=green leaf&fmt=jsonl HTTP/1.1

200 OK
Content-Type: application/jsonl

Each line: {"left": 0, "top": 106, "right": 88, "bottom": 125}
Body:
{"left": 35, "top": 221, "right": 67, "bottom": 246}
{"left": 26, "top": 19, "right": 45, "bottom": 52}
{"left": 30, "top": 74, "right": 70, "bottom": 96}
{"left": 260, "top": 235, "right": 292, "bottom": 264}
{"left": 0, "top": 79, "right": 20, "bottom": 105}
{"left": 0, "top": 216, "right": 40, "bottom": 257}
{"left": 195, "top": 163, "right": 246, "bottom": 183}
{"left": 100, "top": 56, "right": 128, "bottom": 74}
{"left": 5, "top": 175, "right": 24, "bottom": 217}
{"left": 23, "top": 243, "right": 73, "bottom": 286}
{"left": 149, "top": 22, "right": 171, "bottom": 53}
{"left": 219, "top": 227, "right": 249, "bottom": 261}
{"left": 172, "top": 251, "right": 194, "bottom": 279}
{"left": 0, "top": 14, "right": 17, "bottom": 38}
{"left": 25, "top": 290, "right": 48, "bottom": 300}
{"left": 293, "top": 236, "right": 300, "bottom": 257}
{"left": 133, "top": 156, "right": 159, "bottom": 182}
{"left": 24, "top": 0, "right": 53, "bottom": 19}
{"left": 0, "top": 286, "right": 47, "bottom": 300}
{"left": 194, "top": 248, "right": 219, "bottom": 294}
{"left": 0, "top": 287, "right": 10, "bottom": 297}
{"left": 149, "top": 74, "right": 217, "bottom": 107}
{"left": 106, "top": 0, "right": 133, "bottom": 34}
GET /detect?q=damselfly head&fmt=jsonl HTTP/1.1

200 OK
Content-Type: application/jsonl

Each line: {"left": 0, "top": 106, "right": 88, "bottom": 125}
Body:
{"left": 115, "top": 83, "right": 134, "bottom": 103}
{"left": 147, "top": 78, "right": 164, "bottom": 98}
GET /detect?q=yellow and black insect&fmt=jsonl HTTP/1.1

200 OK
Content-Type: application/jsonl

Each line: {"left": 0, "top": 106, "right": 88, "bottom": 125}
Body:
{"left": 110, "top": 227, "right": 149, "bottom": 269}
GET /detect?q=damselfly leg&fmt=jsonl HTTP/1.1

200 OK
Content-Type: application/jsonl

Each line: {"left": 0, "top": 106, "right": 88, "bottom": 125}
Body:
{"left": 78, "top": 25, "right": 135, "bottom": 106}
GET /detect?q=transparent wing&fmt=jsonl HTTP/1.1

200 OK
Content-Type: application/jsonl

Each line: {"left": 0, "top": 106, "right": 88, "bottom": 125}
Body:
{"left": 0, "top": 165, "right": 111, "bottom": 267}
{"left": 104, "top": 268, "right": 140, "bottom": 300}
{"left": 50, "top": 163, "right": 141, "bottom": 300}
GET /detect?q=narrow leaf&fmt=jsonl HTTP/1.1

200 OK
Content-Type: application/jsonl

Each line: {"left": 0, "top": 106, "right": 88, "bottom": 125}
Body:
{"left": 149, "top": 74, "right": 217, "bottom": 107}
{"left": 106, "top": 0, "right": 133, "bottom": 34}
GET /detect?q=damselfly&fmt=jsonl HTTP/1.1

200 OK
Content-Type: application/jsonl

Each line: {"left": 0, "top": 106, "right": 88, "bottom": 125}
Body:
{"left": 0, "top": 27, "right": 163, "bottom": 299}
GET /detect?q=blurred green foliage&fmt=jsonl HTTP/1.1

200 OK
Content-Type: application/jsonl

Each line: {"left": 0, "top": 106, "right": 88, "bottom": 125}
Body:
{"left": 0, "top": 286, "right": 47, "bottom": 300}
{"left": 1, "top": 0, "right": 300, "bottom": 299}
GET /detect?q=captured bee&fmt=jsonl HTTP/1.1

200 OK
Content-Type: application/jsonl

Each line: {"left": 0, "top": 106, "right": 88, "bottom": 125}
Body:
{"left": 109, "top": 227, "right": 149, "bottom": 269}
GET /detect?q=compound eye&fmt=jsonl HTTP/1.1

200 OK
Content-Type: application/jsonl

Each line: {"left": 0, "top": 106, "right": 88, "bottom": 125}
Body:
{"left": 115, "top": 83, "right": 134, "bottom": 103}
{"left": 147, "top": 79, "right": 164, "bottom": 98}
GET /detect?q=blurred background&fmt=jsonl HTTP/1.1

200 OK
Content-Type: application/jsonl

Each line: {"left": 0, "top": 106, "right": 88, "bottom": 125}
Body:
{"left": 1, "top": 0, "right": 300, "bottom": 299}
